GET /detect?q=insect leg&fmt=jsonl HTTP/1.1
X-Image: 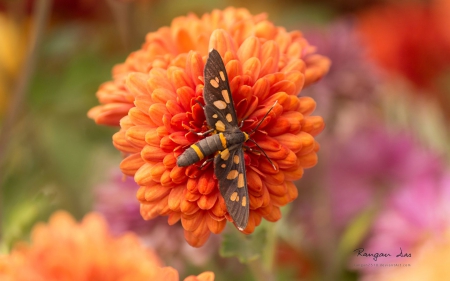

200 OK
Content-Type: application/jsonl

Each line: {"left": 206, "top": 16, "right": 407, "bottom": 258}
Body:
{"left": 194, "top": 100, "right": 205, "bottom": 109}
{"left": 190, "top": 128, "right": 214, "bottom": 136}
{"left": 245, "top": 139, "right": 277, "bottom": 170}
{"left": 199, "top": 157, "right": 214, "bottom": 169}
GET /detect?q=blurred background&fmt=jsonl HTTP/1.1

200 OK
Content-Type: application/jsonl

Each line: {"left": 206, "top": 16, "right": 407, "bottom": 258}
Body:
{"left": 0, "top": 0, "right": 449, "bottom": 280}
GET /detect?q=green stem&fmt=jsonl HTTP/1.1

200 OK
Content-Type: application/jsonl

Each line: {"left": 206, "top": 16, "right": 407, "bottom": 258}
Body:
{"left": 248, "top": 221, "right": 278, "bottom": 281}
{"left": 262, "top": 220, "right": 277, "bottom": 271}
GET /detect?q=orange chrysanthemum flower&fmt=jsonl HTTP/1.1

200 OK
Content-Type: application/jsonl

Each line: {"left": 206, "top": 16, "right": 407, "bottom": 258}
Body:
{"left": 0, "top": 211, "right": 214, "bottom": 281}
{"left": 88, "top": 7, "right": 330, "bottom": 247}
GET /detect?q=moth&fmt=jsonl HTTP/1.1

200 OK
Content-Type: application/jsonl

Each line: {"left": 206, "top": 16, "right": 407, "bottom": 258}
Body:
{"left": 177, "top": 49, "right": 275, "bottom": 230}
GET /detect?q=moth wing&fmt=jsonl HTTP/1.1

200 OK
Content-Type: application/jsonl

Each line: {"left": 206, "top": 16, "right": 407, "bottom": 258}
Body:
{"left": 214, "top": 146, "right": 249, "bottom": 230}
{"left": 203, "top": 49, "right": 239, "bottom": 130}
{"left": 204, "top": 104, "right": 236, "bottom": 132}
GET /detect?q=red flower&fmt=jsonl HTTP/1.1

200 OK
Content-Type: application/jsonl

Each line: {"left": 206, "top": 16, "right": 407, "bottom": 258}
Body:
{"left": 88, "top": 7, "right": 330, "bottom": 247}
{"left": 356, "top": 1, "right": 450, "bottom": 90}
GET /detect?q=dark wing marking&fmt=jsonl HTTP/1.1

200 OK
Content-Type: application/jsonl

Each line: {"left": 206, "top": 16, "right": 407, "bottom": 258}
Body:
{"left": 214, "top": 144, "right": 249, "bottom": 230}
{"left": 203, "top": 49, "right": 239, "bottom": 130}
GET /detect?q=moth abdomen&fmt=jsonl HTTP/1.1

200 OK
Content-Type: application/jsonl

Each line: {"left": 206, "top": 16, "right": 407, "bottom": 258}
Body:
{"left": 177, "top": 133, "right": 226, "bottom": 167}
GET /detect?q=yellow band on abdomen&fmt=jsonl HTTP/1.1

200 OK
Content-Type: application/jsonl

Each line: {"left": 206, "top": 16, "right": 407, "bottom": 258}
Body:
{"left": 219, "top": 133, "right": 227, "bottom": 149}
{"left": 191, "top": 144, "right": 204, "bottom": 160}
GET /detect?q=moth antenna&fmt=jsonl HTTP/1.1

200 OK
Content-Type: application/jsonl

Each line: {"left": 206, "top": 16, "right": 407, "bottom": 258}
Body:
{"left": 249, "top": 100, "right": 278, "bottom": 136}
{"left": 247, "top": 138, "right": 277, "bottom": 170}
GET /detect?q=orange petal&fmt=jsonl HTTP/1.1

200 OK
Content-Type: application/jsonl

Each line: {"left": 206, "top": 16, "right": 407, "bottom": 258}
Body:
{"left": 135, "top": 162, "right": 157, "bottom": 186}
{"left": 263, "top": 205, "right": 282, "bottom": 221}
{"left": 249, "top": 194, "right": 264, "bottom": 209}
{"left": 265, "top": 145, "right": 289, "bottom": 160}
{"left": 186, "top": 51, "right": 204, "bottom": 85}
{"left": 282, "top": 58, "right": 306, "bottom": 74}
{"left": 168, "top": 212, "right": 181, "bottom": 225}
{"left": 287, "top": 41, "right": 302, "bottom": 59}
{"left": 209, "top": 29, "right": 236, "bottom": 58}
{"left": 253, "top": 178, "right": 268, "bottom": 202}
{"left": 298, "top": 96, "right": 317, "bottom": 116}
{"left": 257, "top": 156, "right": 279, "bottom": 174}
{"left": 163, "top": 152, "right": 177, "bottom": 169}
{"left": 197, "top": 193, "right": 218, "bottom": 210}
{"left": 225, "top": 59, "right": 242, "bottom": 81}
{"left": 209, "top": 198, "right": 227, "bottom": 219}
{"left": 273, "top": 133, "right": 302, "bottom": 153}
{"left": 266, "top": 181, "right": 287, "bottom": 197}
{"left": 277, "top": 150, "right": 297, "bottom": 169}
{"left": 264, "top": 172, "right": 285, "bottom": 185}
{"left": 270, "top": 80, "right": 296, "bottom": 96}
{"left": 113, "top": 130, "right": 141, "bottom": 153}
{"left": 126, "top": 125, "right": 152, "bottom": 148}
{"left": 141, "top": 145, "right": 167, "bottom": 162}
{"left": 296, "top": 132, "right": 315, "bottom": 156}
{"left": 197, "top": 170, "right": 216, "bottom": 195}
{"left": 263, "top": 92, "right": 288, "bottom": 108}
{"left": 270, "top": 192, "right": 292, "bottom": 207}
{"left": 149, "top": 162, "right": 166, "bottom": 182}
{"left": 126, "top": 73, "right": 150, "bottom": 97}
{"left": 149, "top": 103, "right": 169, "bottom": 127}
{"left": 168, "top": 186, "right": 185, "bottom": 212}
{"left": 180, "top": 199, "right": 200, "bottom": 215}
{"left": 147, "top": 68, "right": 175, "bottom": 92}
{"left": 140, "top": 202, "right": 159, "bottom": 220}
{"left": 304, "top": 54, "right": 331, "bottom": 87}
{"left": 161, "top": 169, "right": 174, "bottom": 187}
{"left": 314, "top": 140, "right": 320, "bottom": 152}
{"left": 242, "top": 57, "right": 261, "bottom": 84}
{"left": 128, "top": 107, "right": 154, "bottom": 126}
{"left": 143, "top": 185, "right": 171, "bottom": 203}
{"left": 181, "top": 211, "right": 204, "bottom": 232}
{"left": 252, "top": 77, "right": 270, "bottom": 101}
{"left": 297, "top": 151, "right": 318, "bottom": 168}
{"left": 145, "top": 128, "right": 161, "bottom": 147}
{"left": 237, "top": 36, "right": 261, "bottom": 62}
{"left": 258, "top": 205, "right": 281, "bottom": 222}
{"left": 134, "top": 94, "right": 152, "bottom": 112}
{"left": 177, "top": 86, "right": 196, "bottom": 111}
{"left": 174, "top": 27, "right": 195, "bottom": 53}
{"left": 254, "top": 20, "right": 276, "bottom": 39}
{"left": 120, "top": 153, "right": 145, "bottom": 176}
{"left": 170, "top": 166, "right": 187, "bottom": 184}
{"left": 241, "top": 210, "right": 256, "bottom": 234}
{"left": 168, "top": 66, "right": 195, "bottom": 89}
{"left": 286, "top": 181, "right": 298, "bottom": 202}
{"left": 158, "top": 267, "right": 179, "bottom": 281}
{"left": 160, "top": 135, "right": 177, "bottom": 151}
{"left": 187, "top": 272, "right": 215, "bottom": 281}
{"left": 301, "top": 116, "right": 325, "bottom": 136}
{"left": 88, "top": 103, "right": 134, "bottom": 126}
{"left": 281, "top": 111, "right": 303, "bottom": 134}
{"left": 284, "top": 165, "right": 304, "bottom": 181}
{"left": 285, "top": 71, "right": 305, "bottom": 95}
{"left": 260, "top": 40, "right": 279, "bottom": 75}
{"left": 247, "top": 169, "right": 263, "bottom": 193}
{"left": 151, "top": 88, "right": 177, "bottom": 104}
{"left": 266, "top": 117, "right": 291, "bottom": 136}
{"left": 184, "top": 226, "right": 210, "bottom": 248}
{"left": 254, "top": 135, "right": 281, "bottom": 151}
{"left": 169, "top": 131, "right": 190, "bottom": 146}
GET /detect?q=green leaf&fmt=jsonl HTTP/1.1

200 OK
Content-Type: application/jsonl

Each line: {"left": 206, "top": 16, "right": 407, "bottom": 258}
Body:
{"left": 220, "top": 225, "right": 267, "bottom": 263}
{"left": 336, "top": 205, "right": 378, "bottom": 264}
